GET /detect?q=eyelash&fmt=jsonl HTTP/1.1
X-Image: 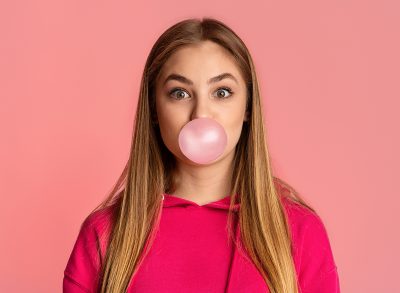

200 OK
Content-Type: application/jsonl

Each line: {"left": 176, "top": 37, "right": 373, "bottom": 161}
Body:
{"left": 168, "top": 87, "right": 234, "bottom": 100}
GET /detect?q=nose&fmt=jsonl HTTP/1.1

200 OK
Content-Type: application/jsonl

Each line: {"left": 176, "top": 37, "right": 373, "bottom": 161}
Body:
{"left": 190, "top": 94, "right": 214, "bottom": 121}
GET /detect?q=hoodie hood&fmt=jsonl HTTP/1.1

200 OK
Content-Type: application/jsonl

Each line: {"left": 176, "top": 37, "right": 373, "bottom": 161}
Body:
{"left": 160, "top": 192, "right": 268, "bottom": 292}
{"left": 162, "top": 193, "right": 241, "bottom": 212}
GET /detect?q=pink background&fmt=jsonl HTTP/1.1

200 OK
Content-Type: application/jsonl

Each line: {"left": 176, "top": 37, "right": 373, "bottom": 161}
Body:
{"left": 1, "top": 1, "right": 399, "bottom": 292}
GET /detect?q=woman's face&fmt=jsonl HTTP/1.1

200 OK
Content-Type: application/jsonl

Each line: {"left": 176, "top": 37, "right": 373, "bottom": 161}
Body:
{"left": 154, "top": 40, "right": 249, "bottom": 166}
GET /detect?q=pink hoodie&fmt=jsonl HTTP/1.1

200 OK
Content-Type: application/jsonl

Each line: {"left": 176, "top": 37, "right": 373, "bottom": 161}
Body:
{"left": 63, "top": 193, "right": 340, "bottom": 292}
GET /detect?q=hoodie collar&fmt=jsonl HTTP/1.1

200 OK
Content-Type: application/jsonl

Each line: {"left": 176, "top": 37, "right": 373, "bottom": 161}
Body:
{"left": 162, "top": 193, "right": 240, "bottom": 212}
{"left": 161, "top": 192, "right": 267, "bottom": 292}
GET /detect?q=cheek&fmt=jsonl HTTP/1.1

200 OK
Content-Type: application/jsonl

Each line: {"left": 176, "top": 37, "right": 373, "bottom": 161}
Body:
{"left": 158, "top": 108, "right": 185, "bottom": 132}
{"left": 228, "top": 122, "right": 244, "bottom": 146}
{"left": 220, "top": 118, "right": 242, "bottom": 150}
{"left": 157, "top": 112, "right": 183, "bottom": 150}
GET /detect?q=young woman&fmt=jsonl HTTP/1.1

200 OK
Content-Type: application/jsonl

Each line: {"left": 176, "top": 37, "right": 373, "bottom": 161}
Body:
{"left": 63, "top": 17, "right": 340, "bottom": 293}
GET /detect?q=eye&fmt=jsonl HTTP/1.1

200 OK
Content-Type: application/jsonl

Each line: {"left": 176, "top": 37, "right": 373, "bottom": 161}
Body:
{"left": 169, "top": 88, "right": 190, "bottom": 100}
{"left": 214, "top": 87, "right": 233, "bottom": 99}
{"left": 169, "top": 87, "right": 234, "bottom": 100}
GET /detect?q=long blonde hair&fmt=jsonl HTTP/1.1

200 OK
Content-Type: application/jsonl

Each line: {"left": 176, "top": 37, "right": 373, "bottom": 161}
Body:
{"left": 86, "top": 17, "right": 316, "bottom": 293}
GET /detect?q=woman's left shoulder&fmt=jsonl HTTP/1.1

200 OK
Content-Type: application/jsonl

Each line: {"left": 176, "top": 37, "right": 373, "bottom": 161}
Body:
{"left": 281, "top": 197, "right": 341, "bottom": 292}
{"left": 281, "top": 196, "right": 323, "bottom": 232}
{"left": 280, "top": 196, "right": 335, "bottom": 259}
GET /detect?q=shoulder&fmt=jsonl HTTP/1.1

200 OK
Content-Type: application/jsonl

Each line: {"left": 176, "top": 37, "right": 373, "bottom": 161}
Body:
{"left": 82, "top": 205, "right": 115, "bottom": 238}
{"left": 63, "top": 205, "right": 116, "bottom": 292}
{"left": 281, "top": 196, "right": 322, "bottom": 234}
{"left": 282, "top": 197, "right": 332, "bottom": 258}
{"left": 81, "top": 204, "right": 116, "bottom": 261}
{"left": 281, "top": 197, "right": 341, "bottom": 292}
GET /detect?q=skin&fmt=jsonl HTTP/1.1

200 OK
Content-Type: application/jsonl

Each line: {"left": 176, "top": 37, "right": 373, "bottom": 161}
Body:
{"left": 154, "top": 40, "right": 249, "bottom": 206}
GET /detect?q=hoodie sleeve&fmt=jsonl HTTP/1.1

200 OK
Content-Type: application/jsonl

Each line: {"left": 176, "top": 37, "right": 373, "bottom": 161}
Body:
{"left": 296, "top": 212, "right": 341, "bottom": 293}
{"left": 63, "top": 215, "right": 102, "bottom": 293}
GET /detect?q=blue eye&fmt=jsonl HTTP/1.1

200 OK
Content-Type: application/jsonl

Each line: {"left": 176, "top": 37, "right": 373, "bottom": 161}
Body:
{"left": 169, "top": 87, "right": 234, "bottom": 100}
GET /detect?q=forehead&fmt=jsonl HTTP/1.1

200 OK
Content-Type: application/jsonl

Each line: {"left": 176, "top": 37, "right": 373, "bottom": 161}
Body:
{"left": 157, "top": 41, "right": 244, "bottom": 84}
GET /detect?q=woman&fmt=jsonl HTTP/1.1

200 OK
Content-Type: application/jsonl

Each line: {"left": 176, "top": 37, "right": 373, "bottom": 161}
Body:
{"left": 63, "top": 17, "right": 340, "bottom": 292}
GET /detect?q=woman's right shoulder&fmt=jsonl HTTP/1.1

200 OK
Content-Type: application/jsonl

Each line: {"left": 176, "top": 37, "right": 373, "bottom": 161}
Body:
{"left": 63, "top": 204, "right": 117, "bottom": 292}
{"left": 82, "top": 204, "right": 116, "bottom": 235}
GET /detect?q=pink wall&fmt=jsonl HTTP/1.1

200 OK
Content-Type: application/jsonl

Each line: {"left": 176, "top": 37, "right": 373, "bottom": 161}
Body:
{"left": 1, "top": 1, "right": 399, "bottom": 292}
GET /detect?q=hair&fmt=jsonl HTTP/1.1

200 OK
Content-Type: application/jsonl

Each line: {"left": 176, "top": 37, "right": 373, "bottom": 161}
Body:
{"left": 85, "top": 17, "right": 317, "bottom": 293}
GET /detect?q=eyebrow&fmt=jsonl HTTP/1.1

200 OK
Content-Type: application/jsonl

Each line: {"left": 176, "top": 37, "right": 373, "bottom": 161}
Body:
{"left": 163, "top": 72, "right": 239, "bottom": 86}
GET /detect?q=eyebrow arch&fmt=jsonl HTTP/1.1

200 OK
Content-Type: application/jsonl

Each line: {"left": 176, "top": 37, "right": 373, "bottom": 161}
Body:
{"left": 163, "top": 72, "right": 239, "bottom": 86}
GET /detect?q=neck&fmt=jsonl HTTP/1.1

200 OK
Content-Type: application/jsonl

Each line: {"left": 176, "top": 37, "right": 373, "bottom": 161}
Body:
{"left": 171, "top": 150, "right": 235, "bottom": 205}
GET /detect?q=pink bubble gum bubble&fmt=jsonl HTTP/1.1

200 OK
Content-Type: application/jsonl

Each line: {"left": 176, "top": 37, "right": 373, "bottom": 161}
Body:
{"left": 178, "top": 117, "right": 228, "bottom": 165}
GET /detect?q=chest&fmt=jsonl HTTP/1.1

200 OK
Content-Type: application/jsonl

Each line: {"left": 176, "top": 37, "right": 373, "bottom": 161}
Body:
{"left": 127, "top": 208, "right": 269, "bottom": 292}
